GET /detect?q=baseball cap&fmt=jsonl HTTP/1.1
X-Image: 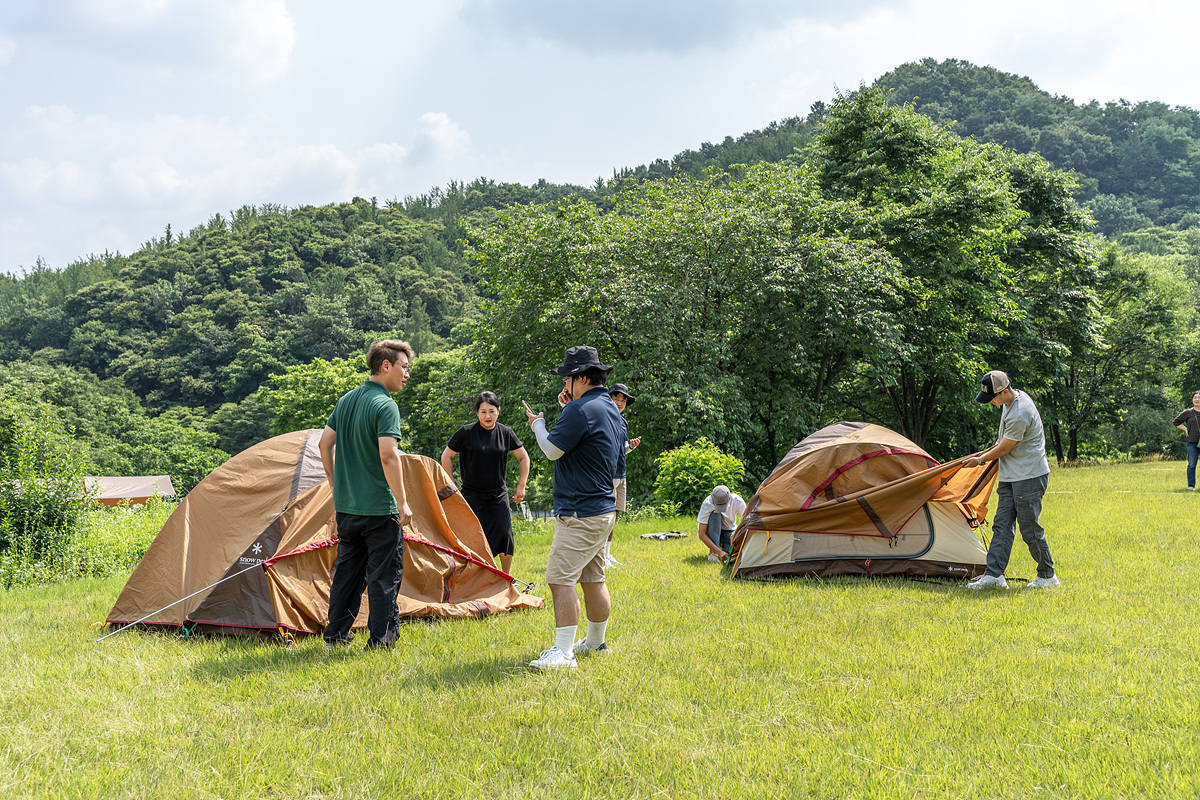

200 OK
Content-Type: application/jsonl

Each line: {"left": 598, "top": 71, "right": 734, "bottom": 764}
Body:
{"left": 975, "top": 370, "right": 1011, "bottom": 403}
{"left": 711, "top": 485, "right": 731, "bottom": 509}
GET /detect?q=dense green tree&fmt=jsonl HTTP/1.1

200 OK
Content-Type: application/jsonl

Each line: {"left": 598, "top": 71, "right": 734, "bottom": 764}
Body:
{"left": 1035, "top": 247, "right": 1180, "bottom": 461}
{"left": 467, "top": 162, "right": 899, "bottom": 483}
{"left": 0, "top": 362, "right": 228, "bottom": 494}
{"left": 875, "top": 58, "right": 1200, "bottom": 234}
{"left": 208, "top": 397, "right": 272, "bottom": 456}
{"left": 255, "top": 356, "right": 368, "bottom": 436}
{"left": 813, "top": 89, "right": 1029, "bottom": 451}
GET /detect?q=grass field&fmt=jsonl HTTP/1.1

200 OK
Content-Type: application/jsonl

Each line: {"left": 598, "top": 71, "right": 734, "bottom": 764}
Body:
{"left": 1, "top": 462, "right": 1198, "bottom": 799}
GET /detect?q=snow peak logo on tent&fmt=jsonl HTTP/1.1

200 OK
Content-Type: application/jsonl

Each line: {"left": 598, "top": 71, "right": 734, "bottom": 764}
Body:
{"left": 239, "top": 541, "right": 266, "bottom": 566}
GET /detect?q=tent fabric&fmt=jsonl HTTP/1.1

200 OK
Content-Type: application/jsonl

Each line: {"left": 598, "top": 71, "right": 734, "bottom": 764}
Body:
{"left": 730, "top": 421, "right": 998, "bottom": 580}
{"left": 106, "top": 430, "right": 542, "bottom": 636}
{"left": 84, "top": 475, "right": 176, "bottom": 506}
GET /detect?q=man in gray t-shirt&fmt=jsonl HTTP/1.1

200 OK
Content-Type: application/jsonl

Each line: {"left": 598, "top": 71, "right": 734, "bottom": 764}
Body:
{"left": 963, "top": 370, "right": 1060, "bottom": 590}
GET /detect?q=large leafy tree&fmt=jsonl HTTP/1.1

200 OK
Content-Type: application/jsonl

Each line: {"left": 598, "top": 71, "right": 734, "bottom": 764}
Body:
{"left": 813, "top": 88, "right": 1025, "bottom": 450}
{"left": 467, "top": 162, "right": 899, "bottom": 483}
{"left": 1035, "top": 247, "right": 1180, "bottom": 462}
{"left": 814, "top": 88, "right": 1100, "bottom": 456}
{"left": 255, "top": 356, "right": 368, "bottom": 436}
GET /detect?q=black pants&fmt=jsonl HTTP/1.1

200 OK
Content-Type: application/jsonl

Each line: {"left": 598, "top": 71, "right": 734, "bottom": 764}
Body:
{"left": 325, "top": 512, "right": 404, "bottom": 648}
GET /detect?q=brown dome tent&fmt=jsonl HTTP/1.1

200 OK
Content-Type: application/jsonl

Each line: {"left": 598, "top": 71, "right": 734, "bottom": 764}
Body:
{"left": 106, "top": 430, "right": 541, "bottom": 638}
{"left": 730, "top": 421, "right": 999, "bottom": 580}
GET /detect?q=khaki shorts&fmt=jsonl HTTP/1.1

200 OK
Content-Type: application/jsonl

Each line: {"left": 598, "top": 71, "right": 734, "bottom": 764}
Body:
{"left": 546, "top": 511, "right": 617, "bottom": 585}
{"left": 613, "top": 478, "right": 628, "bottom": 512}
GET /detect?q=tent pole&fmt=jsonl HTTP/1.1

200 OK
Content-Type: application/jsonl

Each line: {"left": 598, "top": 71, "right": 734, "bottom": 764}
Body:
{"left": 95, "top": 562, "right": 263, "bottom": 643}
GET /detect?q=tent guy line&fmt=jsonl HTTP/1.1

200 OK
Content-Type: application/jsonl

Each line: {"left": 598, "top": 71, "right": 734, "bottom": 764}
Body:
{"left": 94, "top": 561, "right": 262, "bottom": 643}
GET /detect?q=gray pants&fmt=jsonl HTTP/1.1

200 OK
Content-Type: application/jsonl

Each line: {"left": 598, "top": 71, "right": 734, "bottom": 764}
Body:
{"left": 986, "top": 474, "right": 1055, "bottom": 579}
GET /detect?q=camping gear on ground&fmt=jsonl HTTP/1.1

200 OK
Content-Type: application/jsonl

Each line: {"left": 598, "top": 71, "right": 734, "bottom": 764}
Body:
{"left": 730, "top": 421, "right": 998, "bottom": 580}
{"left": 105, "top": 429, "right": 542, "bottom": 639}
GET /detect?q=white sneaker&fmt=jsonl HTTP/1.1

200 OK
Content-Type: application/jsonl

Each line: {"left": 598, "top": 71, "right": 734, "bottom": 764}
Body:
{"left": 604, "top": 554, "right": 622, "bottom": 568}
{"left": 529, "top": 646, "right": 577, "bottom": 670}
{"left": 571, "top": 639, "right": 609, "bottom": 658}
{"left": 966, "top": 574, "right": 1009, "bottom": 590}
{"left": 1027, "top": 575, "right": 1061, "bottom": 588}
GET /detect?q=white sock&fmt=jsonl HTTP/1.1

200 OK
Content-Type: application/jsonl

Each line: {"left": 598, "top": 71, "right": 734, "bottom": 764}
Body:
{"left": 586, "top": 619, "right": 607, "bottom": 647}
{"left": 555, "top": 625, "right": 576, "bottom": 654}
{"left": 604, "top": 541, "right": 612, "bottom": 559}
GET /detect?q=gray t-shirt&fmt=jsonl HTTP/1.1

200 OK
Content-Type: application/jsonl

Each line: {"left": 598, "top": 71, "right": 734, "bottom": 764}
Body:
{"left": 996, "top": 390, "right": 1050, "bottom": 482}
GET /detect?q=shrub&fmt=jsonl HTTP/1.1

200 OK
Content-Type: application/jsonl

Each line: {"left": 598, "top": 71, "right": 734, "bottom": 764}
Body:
{"left": 653, "top": 438, "right": 745, "bottom": 515}
{"left": 73, "top": 499, "right": 175, "bottom": 578}
{"left": 0, "top": 399, "right": 94, "bottom": 588}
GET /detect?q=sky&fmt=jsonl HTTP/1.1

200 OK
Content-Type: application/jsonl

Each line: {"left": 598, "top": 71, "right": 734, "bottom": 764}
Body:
{"left": 2, "top": 0, "right": 1198, "bottom": 273}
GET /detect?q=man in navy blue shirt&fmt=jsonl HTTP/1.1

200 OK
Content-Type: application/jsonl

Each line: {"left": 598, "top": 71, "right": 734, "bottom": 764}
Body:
{"left": 523, "top": 346, "right": 623, "bottom": 669}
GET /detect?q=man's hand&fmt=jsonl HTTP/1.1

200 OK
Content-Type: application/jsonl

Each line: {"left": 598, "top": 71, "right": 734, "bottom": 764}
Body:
{"left": 513, "top": 483, "right": 526, "bottom": 504}
{"left": 557, "top": 387, "right": 571, "bottom": 407}
{"left": 398, "top": 501, "right": 413, "bottom": 527}
{"left": 629, "top": 436, "right": 642, "bottom": 449}
{"left": 963, "top": 455, "right": 984, "bottom": 468}
{"left": 522, "top": 400, "right": 543, "bottom": 428}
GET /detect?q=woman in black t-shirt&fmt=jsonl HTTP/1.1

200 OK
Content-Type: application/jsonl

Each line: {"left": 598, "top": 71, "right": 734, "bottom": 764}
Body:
{"left": 440, "top": 392, "right": 530, "bottom": 574}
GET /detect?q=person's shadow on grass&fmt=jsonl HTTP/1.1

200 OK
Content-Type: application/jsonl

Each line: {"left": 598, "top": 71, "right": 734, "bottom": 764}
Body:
{"left": 189, "top": 634, "right": 531, "bottom": 688}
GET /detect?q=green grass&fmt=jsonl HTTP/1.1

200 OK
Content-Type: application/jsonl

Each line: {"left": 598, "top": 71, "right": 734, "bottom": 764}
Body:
{"left": 1, "top": 499, "right": 174, "bottom": 588}
{"left": 1, "top": 463, "right": 1198, "bottom": 799}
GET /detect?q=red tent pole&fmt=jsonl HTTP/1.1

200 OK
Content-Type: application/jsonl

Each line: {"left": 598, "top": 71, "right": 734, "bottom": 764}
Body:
{"left": 263, "top": 529, "right": 535, "bottom": 593}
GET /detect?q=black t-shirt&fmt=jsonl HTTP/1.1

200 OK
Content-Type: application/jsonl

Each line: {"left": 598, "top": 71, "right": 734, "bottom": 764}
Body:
{"left": 447, "top": 422, "right": 523, "bottom": 494}
{"left": 1174, "top": 408, "right": 1200, "bottom": 443}
{"left": 615, "top": 417, "right": 629, "bottom": 479}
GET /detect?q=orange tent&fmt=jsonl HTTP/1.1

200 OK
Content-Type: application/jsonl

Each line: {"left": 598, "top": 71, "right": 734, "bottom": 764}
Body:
{"left": 106, "top": 430, "right": 541, "bottom": 637}
{"left": 731, "top": 421, "right": 998, "bottom": 580}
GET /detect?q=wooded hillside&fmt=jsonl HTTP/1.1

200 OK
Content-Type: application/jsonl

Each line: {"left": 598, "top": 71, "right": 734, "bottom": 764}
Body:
{"left": 2, "top": 59, "right": 1198, "bottom": 500}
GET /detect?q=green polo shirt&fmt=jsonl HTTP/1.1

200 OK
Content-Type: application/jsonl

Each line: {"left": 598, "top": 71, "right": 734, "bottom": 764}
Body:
{"left": 326, "top": 379, "right": 404, "bottom": 515}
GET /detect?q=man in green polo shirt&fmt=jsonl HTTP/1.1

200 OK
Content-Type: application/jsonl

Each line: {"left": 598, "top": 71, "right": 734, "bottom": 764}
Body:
{"left": 319, "top": 340, "right": 414, "bottom": 650}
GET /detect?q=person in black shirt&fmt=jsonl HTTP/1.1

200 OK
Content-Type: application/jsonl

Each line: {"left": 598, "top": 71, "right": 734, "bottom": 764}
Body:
{"left": 605, "top": 383, "right": 641, "bottom": 567}
{"left": 441, "top": 392, "right": 530, "bottom": 574}
{"left": 1173, "top": 391, "right": 1200, "bottom": 491}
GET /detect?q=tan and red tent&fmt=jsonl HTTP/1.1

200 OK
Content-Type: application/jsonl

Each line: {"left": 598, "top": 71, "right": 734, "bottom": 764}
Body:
{"left": 106, "top": 429, "right": 542, "bottom": 637}
{"left": 731, "top": 421, "right": 999, "bottom": 580}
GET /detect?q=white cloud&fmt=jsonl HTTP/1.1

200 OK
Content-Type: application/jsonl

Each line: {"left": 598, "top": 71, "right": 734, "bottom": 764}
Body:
{"left": 0, "top": 104, "right": 471, "bottom": 268}
{"left": 214, "top": 0, "right": 295, "bottom": 84}
{"left": 408, "top": 112, "right": 470, "bottom": 166}
{"left": 1, "top": 0, "right": 295, "bottom": 83}
{"left": 459, "top": 0, "right": 886, "bottom": 54}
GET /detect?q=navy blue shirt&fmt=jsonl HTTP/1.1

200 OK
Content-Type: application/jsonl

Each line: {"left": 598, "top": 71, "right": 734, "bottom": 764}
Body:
{"left": 546, "top": 387, "right": 622, "bottom": 517}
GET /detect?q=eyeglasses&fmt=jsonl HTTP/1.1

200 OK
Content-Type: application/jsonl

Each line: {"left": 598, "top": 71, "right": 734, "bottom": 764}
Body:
{"left": 392, "top": 361, "right": 410, "bottom": 374}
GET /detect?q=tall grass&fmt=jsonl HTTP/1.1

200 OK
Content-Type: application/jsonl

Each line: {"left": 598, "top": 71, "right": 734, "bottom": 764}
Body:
{"left": 0, "top": 499, "right": 173, "bottom": 588}
{"left": 0, "top": 463, "right": 1197, "bottom": 799}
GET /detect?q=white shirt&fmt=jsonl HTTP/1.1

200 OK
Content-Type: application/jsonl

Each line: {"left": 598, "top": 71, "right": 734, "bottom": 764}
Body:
{"left": 696, "top": 493, "right": 746, "bottom": 530}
